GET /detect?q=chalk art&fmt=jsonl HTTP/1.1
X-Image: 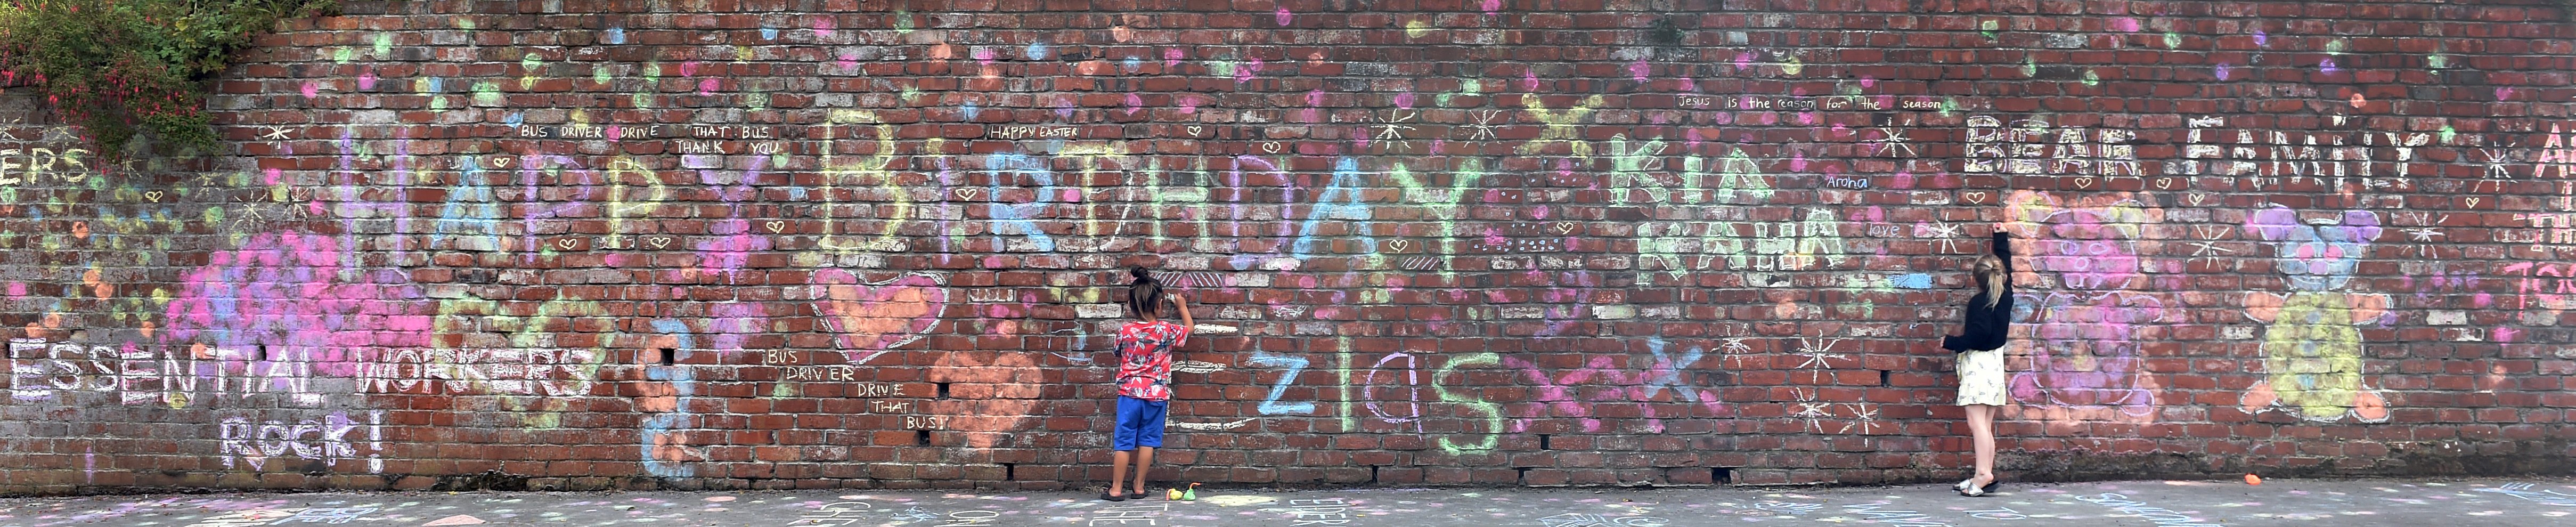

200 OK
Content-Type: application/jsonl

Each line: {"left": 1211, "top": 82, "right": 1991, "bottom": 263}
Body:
{"left": 216, "top": 410, "right": 384, "bottom": 473}
{"left": 2475, "top": 483, "right": 2576, "bottom": 506}
{"left": 1962, "top": 115, "right": 2139, "bottom": 177}
{"left": 2002, "top": 191, "right": 2166, "bottom": 424}
{"left": 4, "top": 3, "right": 2572, "bottom": 492}
{"left": 814, "top": 271, "right": 948, "bottom": 366}
{"left": 2241, "top": 205, "right": 2392, "bottom": 423}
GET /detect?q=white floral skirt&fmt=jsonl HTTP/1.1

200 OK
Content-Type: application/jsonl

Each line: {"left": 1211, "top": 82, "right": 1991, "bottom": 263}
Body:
{"left": 1955, "top": 342, "right": 2010, "bottom": 407}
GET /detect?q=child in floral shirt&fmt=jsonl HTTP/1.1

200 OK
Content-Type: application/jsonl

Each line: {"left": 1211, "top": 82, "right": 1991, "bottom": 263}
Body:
{"left": 1103, "top": 267, "right": 1191, "bottom": 501}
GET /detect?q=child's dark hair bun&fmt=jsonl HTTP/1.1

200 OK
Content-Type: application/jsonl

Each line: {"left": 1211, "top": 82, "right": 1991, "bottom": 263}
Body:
{"left": 1124, "top": 266, "right": 1165, "bottom": 316}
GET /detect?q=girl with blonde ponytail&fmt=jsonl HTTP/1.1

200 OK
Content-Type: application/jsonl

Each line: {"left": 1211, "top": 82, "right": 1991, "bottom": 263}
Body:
{"left": 1941, "top": 230, "right": 2015, "bottom": 497}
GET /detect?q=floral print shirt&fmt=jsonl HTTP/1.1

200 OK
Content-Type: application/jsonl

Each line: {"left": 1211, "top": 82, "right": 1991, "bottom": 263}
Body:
{"left": 1114, "top": 320, "right": 1191, "bottom": 401}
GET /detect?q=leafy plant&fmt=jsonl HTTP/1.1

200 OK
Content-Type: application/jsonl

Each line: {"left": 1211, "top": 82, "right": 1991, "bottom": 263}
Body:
{"left": 0, "top": 0, "right": 338, "bottom": 158}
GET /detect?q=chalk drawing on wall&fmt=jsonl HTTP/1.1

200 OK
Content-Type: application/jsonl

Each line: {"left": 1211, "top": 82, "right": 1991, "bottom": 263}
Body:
{"left": 1788, "top": 336, "right": 1880, "bottom": 434}
{"left": 216, "top": 410, "right": 384, "bottom": 473}
{"left": 925, "top": 348, "right": 1046, "bottom": 449}
{"left": 423, "top": 294, "right": 614, "bottom": 428}
{"left": 2000, "top": 191, "right": 2166, "bottom": 424}
{"left": 1518, "top": 94, "right": 1603, "bottom": 156}
{"left": 2241, "top": 205, "right": 2392, "bottom": 423}
{"left": 1169, "top": 418, "right": 1258, "bottom": 431}
{"left": 1960, "top": 115, "right": 2140, "bottom": 178}
{"left": 639, "top": 319, "right": 702, "bottom": 478}
{"left": 812, "top": 270, "right": 947, "bottom": 366}
{"left": 1631, "top": 146, "right": 1854, "bottom": 285}
{"left": 26, "top": 5, "right": 2576, "bottom": 490}
{"left": 159, "top": 231, "right": 435, "bottom": 409}
{"left": 813, "top": 111, "right": 914, "bottom": 254}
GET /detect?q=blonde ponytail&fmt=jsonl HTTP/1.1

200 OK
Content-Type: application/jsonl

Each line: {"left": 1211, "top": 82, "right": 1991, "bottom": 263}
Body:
{"left": 1973, "top": 255, "right": 2006, "bottom": 306}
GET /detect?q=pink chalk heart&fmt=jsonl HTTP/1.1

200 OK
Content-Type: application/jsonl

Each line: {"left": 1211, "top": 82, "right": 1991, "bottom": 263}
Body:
{"left": 423, "top": 515, "right": 487, "bottom": 526}
{"left": 814, "top": 270, "right": 948, "bottom": 364}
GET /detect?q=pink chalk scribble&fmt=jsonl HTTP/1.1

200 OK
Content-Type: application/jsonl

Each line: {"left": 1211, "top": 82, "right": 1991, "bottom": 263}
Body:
{"left": 164, "top": 232, "right": 434, "bottom": 379}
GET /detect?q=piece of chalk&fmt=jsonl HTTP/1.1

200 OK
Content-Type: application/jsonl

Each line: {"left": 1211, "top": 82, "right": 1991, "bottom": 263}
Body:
{"left": 2244, "top": 474, "right": 2262, "bottom": 485}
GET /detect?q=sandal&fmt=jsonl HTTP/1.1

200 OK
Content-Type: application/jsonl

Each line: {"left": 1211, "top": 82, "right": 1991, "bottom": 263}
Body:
{"left": 1100, "top": 490, "right": 1127, "bottom": 502}
{"left": 1958, "top": 477, "right": 1999, "bottom": 497}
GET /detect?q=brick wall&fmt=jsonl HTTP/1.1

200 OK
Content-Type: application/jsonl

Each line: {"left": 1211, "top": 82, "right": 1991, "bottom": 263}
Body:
{"left": 2, "top": 0, "right": 2574, "bottom": 494}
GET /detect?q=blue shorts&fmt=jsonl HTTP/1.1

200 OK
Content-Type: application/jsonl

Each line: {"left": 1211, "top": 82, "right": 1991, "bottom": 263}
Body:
{"left": 1112, "top": 396, "right": 1168, "bottom": 451}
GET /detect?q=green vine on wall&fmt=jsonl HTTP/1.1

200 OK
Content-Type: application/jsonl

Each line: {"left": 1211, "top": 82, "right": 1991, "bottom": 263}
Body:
{"left": 0, "top": 0, "right": 338, "bottom": 158}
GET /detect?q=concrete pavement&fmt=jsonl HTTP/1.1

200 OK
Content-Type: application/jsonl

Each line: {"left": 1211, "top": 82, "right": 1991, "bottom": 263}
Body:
{"left": 2, "top": 477, "right": 2572, "bottom": 526}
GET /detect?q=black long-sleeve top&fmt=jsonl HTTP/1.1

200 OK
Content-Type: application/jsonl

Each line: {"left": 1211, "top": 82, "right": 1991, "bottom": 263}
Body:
{"left": 1941, "top": 232, "right": 2015, "bottom": 352}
